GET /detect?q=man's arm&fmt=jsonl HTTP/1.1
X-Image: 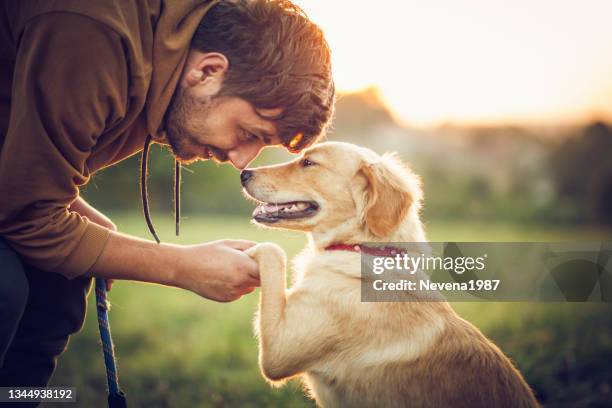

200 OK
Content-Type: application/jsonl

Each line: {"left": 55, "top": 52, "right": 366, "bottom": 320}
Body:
{"left": 90, "top": 233, "right": 260, "bottom": 302}
{"left": 69, "top": 197, "right": 117, "bottom": 233}
{"left": 69, "top": 197, "right": 118, "bottom": 290}
{"left": 70, "top": 196, "right": 260, "bottom": 301}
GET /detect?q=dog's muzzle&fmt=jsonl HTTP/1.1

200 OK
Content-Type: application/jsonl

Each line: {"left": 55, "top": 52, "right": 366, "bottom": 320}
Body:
{"left": 240, "top": 169, "right": 253, "bottom": 186}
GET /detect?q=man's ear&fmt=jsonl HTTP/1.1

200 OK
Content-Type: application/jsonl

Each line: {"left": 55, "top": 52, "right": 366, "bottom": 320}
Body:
{"left": 183, "top": 52, "right": 229, "bottom": 95}
{"left": 359, "top": 154, "right": 418, "bottom": 237}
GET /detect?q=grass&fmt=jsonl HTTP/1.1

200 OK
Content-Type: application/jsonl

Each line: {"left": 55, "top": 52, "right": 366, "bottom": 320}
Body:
{"left": 48, "top": 213, "right": 612, "bottom": 407}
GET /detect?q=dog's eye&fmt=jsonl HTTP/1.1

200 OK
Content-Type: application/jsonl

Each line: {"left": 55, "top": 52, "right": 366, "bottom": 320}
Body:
{"left": 300, "top": 158, "right": 316, "bottom": 168}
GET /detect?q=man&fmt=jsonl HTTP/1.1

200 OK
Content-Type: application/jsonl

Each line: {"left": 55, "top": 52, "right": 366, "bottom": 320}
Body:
{"left": 0, "top": 0, "right": 334, "bottom": 388}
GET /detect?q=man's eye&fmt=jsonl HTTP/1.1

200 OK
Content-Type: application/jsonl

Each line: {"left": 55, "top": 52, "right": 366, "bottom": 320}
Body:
{"left": 301, "top": 158, "right": 316, "bottom": 167}
{"left": 242, "top": 130, "right": 259, "bottom": 142}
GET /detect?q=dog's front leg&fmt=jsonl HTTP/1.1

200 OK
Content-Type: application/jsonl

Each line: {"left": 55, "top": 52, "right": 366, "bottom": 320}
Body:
{"left": 246, "top": 243, "right": 303, "bottom": 383}
{"left": 246, "top": 242, "right": 287, "bottom": 329}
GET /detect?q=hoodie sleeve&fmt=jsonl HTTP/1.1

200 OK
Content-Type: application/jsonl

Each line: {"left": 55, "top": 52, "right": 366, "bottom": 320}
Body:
{"left": 0, "top": 13, "right": 129, "bottom": 278}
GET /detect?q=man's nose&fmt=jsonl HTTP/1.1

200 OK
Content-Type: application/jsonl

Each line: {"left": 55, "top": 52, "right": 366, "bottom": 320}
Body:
{"left": 240, "top": 170, "right": 253, "bottom": 186}
{"left": 228, "top": 144, "right": 262, "bottom": 170}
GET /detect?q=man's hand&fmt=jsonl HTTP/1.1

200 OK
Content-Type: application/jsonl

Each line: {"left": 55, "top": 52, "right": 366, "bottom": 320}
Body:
{"left": 175, "top": 239, "right": 260, "bottom": 302}
{"left": 70, "top": 196, "right": 117, "bottom": 290}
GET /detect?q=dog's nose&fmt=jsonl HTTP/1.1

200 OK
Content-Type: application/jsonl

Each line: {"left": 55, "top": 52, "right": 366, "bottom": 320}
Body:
{"left": 240, "top": 169, "right": 253, "bottom": 186}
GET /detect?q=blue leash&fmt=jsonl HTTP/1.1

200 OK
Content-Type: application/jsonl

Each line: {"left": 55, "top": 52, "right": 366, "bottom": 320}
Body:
{"left": 95, "top": 278, "right": 127, "bottom": 408}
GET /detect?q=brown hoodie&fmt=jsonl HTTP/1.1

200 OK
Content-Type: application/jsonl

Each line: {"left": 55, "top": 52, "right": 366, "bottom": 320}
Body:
{"left": 0, "top": 0, "right": 218, "bottom": 278}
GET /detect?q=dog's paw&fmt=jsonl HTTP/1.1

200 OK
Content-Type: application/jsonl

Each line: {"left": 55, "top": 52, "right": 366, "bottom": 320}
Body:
{"left": 245, "top": 242, "right": 286, "bottom": 266}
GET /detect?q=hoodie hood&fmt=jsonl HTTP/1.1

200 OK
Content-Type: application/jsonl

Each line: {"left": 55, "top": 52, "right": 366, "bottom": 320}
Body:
{"left": 145, "top": 0, "right": 220, "bottom": 139}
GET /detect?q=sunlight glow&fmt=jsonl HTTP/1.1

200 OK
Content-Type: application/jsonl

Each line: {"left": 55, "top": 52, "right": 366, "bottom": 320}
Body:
{"left": 299, "top": 0, "right": 612, "bottom": 126}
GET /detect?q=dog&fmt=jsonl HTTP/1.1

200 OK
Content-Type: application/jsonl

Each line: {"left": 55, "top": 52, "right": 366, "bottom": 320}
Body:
{"left": 241, "top": 141, "right": 539, "bottom": 408}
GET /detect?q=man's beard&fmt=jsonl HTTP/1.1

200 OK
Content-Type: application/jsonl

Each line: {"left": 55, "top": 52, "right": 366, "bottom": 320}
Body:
{"left": 164, "top": 86, "right": 228, "bottom": 164}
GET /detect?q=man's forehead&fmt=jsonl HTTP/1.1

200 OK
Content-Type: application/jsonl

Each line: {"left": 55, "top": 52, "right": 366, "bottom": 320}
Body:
{"left": 255, "top": 106, "right": 283, "bottom": 117}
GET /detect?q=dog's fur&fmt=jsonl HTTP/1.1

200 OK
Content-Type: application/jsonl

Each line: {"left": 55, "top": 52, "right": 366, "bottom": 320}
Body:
{"left": 243, "top": 142, "right": 539, "bottom": 408}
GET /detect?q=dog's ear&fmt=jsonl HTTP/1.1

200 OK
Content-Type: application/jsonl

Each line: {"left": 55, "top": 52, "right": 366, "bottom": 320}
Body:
{"left": 358, "top": 154, "right": 421, "bottom": 237}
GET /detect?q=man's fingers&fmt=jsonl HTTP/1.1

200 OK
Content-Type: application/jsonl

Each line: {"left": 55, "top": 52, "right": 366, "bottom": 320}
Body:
{"left": 238, "top": 268, "right": 260, "bottom": 287}
{"left": 244, "top": 259, "right": 261, "bottom": 281}
{"left": 222, "top": 239, "right": 257, "bottom": 251}
{"left": 243, "top": 275, "right": 260, "bottom": 287}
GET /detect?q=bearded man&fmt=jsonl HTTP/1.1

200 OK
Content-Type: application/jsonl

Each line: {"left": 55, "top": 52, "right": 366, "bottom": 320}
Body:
{"left": 0, "top": 0, "right": 334, "bottom": 387}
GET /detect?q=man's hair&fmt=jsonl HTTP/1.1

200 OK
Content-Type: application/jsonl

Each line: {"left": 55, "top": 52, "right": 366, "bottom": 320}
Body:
{"left": 191, "top": 0, "right": 335, "bottom": 152}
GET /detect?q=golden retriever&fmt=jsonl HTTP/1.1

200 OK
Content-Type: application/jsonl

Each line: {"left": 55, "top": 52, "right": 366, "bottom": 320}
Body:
{"left": 241, "top": 141, "right": 539, "bottom": 408}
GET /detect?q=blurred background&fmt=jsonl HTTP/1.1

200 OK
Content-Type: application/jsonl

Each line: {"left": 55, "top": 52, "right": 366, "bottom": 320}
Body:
{"left": 50, "top": 1, "right": 611, "bottom": 407}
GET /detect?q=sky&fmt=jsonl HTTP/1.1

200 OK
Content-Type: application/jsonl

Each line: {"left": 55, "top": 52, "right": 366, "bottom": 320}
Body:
{"left": 298, "top": 0, "right": 612, "bottom": 127}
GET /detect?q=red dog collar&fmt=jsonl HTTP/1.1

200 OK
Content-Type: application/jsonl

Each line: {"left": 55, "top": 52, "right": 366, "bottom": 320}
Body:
{"left": 325, "top": 244, "right": 407, "bottom": 257}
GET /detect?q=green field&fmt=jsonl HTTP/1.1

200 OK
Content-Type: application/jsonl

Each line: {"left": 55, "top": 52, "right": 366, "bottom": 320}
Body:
{"left": 49, "top": 213, "right": 612, "bottom": 407}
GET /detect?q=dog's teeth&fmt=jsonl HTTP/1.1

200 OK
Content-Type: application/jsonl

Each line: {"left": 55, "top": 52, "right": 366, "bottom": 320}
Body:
{"left": 254, "top": 202, "right": 310, "bottom": 217}
{"left": 265, "top": 204, "right": 280, "bottom": 213}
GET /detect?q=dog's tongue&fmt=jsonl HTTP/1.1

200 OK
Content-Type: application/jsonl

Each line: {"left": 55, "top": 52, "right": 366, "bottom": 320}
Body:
{"left": 253, "top": 202, "right": 308, "bottom": 217}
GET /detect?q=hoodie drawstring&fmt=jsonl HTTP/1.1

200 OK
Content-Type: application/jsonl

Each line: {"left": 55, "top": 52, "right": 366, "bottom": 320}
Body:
{"left": 140, "top": 135, "right": 160, "bottom": 243}
{"left": 175, "top": 160, "right": 181, "bottom": 236}
{"left": 140, "top": 135, "right": 181, "bottom": 243}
